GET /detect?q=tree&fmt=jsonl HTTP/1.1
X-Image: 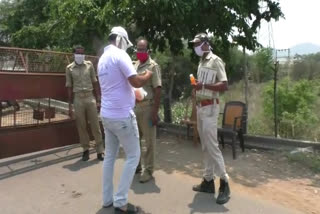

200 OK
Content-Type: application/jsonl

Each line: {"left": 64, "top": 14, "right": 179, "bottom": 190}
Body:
{"left": 291, "top": 53, "right": 320, "bottom": 81}
{"left": 0, "top": 0, "right": 284, "bottom": 122}
{"left": 0, "top": 0, "right": 50, "bottom": 48}
{"left": 250, "top": 47, "right": 274, "bottom": 83}
{"left": 1, "top": 0, "right": 283, "bottom": 53}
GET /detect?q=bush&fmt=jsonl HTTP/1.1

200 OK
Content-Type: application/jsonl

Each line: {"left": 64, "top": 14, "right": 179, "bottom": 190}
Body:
{"left": 263, "top": 78, "right": 319, "bottom": 139}
{"left": 287, "top": 152, "right": 320, "bottom": 173}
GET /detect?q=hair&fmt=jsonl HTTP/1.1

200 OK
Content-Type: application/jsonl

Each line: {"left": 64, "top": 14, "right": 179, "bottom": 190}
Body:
{"left": 73, "top": 45, "right": 84, "bottom": 53}
{"left": 137, "top": 37, "right": 149, "bottom": 50}
{"left": 108, "top": 34, "right": 118, "bottom": 42}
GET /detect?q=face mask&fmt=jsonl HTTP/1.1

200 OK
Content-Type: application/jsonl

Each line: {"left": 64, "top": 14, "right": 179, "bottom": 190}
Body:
{"left": 116, "top": 35, "right": 129, "bottom": 51}
{"left": 74, "top": 54, "right": 85, "bottom": 64}
{"left": 194, "top": 42, "right": 209, "bottom": 57}
{"left": 136, "top": 52, "right": 149, "bottom": 63}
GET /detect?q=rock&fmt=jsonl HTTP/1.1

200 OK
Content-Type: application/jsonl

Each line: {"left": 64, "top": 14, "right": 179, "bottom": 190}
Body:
{"left": 290, "top": 147, "right": 314, "bottom": 154}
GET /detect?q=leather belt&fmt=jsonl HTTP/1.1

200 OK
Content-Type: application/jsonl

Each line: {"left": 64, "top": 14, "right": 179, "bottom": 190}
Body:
{"left": 198, "top": 98, "right": 219, "bottom": 107}
{"left": 74, "top": 91, "right": 93, "bottom": 98}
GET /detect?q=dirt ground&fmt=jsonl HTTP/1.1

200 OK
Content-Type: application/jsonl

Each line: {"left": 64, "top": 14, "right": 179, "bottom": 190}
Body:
{"left": 157, "top": 135, "right": 320, "bottom": 214}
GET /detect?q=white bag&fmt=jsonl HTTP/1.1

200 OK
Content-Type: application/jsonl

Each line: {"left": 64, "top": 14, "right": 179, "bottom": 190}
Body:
{"left": 134, "top": 88, "right": 148, "bottom": 101}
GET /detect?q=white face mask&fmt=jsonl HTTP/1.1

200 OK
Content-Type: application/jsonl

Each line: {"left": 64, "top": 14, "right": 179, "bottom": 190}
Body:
{"left": 194, "top": 42, "right": 209, "bottom": 57}
{"left": 74, "top": 54, "right": 85, "bottom": 64}
{"left": 116, "top": 35, "right": 129, "bottom": 51}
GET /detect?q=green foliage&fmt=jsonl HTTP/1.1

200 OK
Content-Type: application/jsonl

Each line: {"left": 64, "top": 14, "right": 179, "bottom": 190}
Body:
{"left": 291, "top": 53, "right": 320, "bottom": 81}
{"left": 0, "top": 0, "right": 283, "bottom": 54}
{"left": 287, "top": 152, "right": 320, "bottom": 173}
{"left": 1, "top": 0, "right": 50, "bottom": 48}
{"left": 263, "top": 78, "right": 319, "bottom": 139}
{"left": 249, "top": 47, "right": 274, "bottom": 83}
{"left": 158, "top": 99, "right": 191, "bottom": 124}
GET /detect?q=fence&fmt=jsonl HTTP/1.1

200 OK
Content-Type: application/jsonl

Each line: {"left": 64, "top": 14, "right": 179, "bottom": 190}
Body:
{"left": 0, "top": 98, "right": 70, "bottom": 128}
{"left": 0, "top": 46, "right": 98, "bottom": 73}
{"left": 0, "top": 47, "right": 99, "bottom": 129}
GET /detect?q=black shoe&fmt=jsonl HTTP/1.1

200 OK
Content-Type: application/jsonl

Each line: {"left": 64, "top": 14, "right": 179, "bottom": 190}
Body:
{"left": 82, "top": 150, "right": 89, "bottom": 161}
{"left": 114, "top": 203, "right": 139, "bottom": 214}
{"left": 97, "top": 153, "right": 104, "bottom": 161}
{"left": 216, "top": 179, "right": 231, "bottom": 204}
{"left": 135, "top": 165, "right": 142, "bottom": 174}
{"left": 192, "top": 178, "right": 215, "bottom": 193}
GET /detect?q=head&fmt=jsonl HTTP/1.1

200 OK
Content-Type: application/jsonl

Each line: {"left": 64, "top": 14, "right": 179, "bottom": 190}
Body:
{"left": 136, "top": 38, "right": 150, "bottom": 63}
{"left": 108, "top": 26, "right": 133, "bottom": 51}
{"left": 190, "top": 33, "right": 211, "bottom": 57}
{"left": 73, "top": 45, "right": 85, "bottom": 65}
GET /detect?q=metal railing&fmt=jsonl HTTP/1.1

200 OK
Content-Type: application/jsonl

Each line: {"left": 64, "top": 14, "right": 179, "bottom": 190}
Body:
{"left": 0, "top": 47, "right": 98, "bottom": 73}
{"left": 0, "top": 98, "right": 70, "bottom": 128}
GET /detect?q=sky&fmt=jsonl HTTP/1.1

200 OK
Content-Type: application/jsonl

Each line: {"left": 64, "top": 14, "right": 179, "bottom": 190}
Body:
{"left": 257, "top": 0, "right": 320, "bottom": 49}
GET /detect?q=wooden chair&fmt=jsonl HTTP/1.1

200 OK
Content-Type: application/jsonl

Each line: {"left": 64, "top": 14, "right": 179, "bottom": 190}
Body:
{"left": 180, "top": 95, "right": 199, "bottom": 145}
{"left": 218, "top": 101, "right": 247, "bottom": 159}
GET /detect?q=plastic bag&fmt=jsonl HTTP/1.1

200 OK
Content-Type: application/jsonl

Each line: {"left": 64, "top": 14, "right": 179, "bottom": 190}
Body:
{"left": 134, "top": 88, "right": 148, "bottom": 101}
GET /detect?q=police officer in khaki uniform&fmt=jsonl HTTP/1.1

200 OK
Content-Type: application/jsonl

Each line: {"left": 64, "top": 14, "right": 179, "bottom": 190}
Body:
{"left": 65, "top": 45, "right": 104, "bottom": 161}
{"left": 134, "top": 39, "right": 162, "bottom": 183}
{"left": 189, "top": 33, "right": 231, "bottom": 204}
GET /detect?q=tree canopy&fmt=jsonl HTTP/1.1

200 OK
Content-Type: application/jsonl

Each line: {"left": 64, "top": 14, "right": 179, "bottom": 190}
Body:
{"left": 0, "top": 0, "right": 283, "bottom": 54}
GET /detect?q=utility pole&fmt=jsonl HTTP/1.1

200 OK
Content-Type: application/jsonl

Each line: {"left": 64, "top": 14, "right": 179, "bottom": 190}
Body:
{"left": 273, "top": 48, "right": 290, "bottom": 138}
{"left": 273, "top": 59, "right": 279, "bottom": 138}
{"left": 243, "top": 47, "right": 249, "bottom": 107}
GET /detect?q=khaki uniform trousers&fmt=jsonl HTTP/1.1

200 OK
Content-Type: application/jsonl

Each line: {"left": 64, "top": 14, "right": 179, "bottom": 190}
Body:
{"left": 74, "top": 92, "right": 104, "bottom": 153}
{"left": 196, "top": 102, "right": 228, "bottom": 181}
{"left": 135, "top": 103, "right": 156, "bottom": 174}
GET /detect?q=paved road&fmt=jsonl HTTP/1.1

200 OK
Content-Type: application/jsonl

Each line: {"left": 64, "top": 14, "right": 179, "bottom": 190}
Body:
{"left": 0, "top": 141, "right": 302, "bottom": 214}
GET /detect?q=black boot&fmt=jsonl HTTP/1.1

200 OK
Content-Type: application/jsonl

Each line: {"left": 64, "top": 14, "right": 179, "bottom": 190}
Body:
{"left": 192, "top": 178, "right": 215, "bottom": 193}
{"left": 82, "top": 150, "right": 90, "bottom": 161}
{"left": 97, "top": 153, "right": 104, "bottom": 161}
{"left": 216, "top": 179, "right": 230, "bottom": 204}
{"left": 135, "top": 162, "right": 142, "bottom": 174}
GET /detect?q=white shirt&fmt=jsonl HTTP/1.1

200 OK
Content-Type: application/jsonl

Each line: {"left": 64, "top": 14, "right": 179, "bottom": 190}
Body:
{"left": 98, "top": 45, "right": 137, "bottom": 118}
{"left": 196, "top": 52, "right": 228, "bottom": 100}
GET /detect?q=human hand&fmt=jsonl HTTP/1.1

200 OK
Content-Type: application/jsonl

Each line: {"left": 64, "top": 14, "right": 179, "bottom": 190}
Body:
{"left": 68, "top": 105, "right": 74, "bottom": 119}
{"left": 192, "top": 81, "right": 203, "bottom": 91}
{"left": 150, "top": 110, "right": 159, "bottom": 126}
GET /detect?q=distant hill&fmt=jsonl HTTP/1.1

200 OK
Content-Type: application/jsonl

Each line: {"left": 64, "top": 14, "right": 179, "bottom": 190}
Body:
{"left": 276, "top": 43, "right": 320, "bottom": 57}
{"left": 290, "top": 43, "right": 320, "bottom": 56}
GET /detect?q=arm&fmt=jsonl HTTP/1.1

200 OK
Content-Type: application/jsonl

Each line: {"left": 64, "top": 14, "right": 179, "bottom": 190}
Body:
{"left": 128, "top": 70, "right": 152, "bottom": 88}
{"left": 67, "top": 87, "right": 73, "bottom": 117}
{"left": 65, "top": 67, "right": 74, "bottom": 117}
{"left": 119, "top": 53, "right": 152, "bottom": 88}
{"left": 89, "top": 62, "right": 101, "bottom": 102}
{"left": 151, "top": 86, "right": 161, "bottom": 125}
{"left": 193, "top": 58, "right": 228, "bottom": 92}
{"left": 93, "top": 81, "right": 101, "bottom": 102}
{"left": 92, "top": 81, "right": 101, "bottom": 112}
{"left": 193, "top": 81, "right": 228, "bottom": 92}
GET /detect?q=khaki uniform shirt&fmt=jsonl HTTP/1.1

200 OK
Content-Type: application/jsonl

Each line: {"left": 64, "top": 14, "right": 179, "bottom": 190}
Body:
{"left": 134, "top": 57, "right": 162, "bottom": 101}
{"left": 65, "top": 60, "right": 97, "bottom": 93}
{"left": 196, "top": 52, "right": 227, "bottom": 101}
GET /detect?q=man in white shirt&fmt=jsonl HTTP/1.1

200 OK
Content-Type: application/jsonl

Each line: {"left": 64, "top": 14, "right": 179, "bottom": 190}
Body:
{"left": 98, "top": 26, "right": 152, "bottom": 214}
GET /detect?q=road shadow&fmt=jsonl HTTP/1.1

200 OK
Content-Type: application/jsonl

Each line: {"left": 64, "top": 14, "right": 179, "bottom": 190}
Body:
{"left": 188, "top": 192, "right": 229, "bottom": 214}
{"left": 0, "top": 146, "right": 83, "bottom": 180}
{"left": 62, "top": 158, "right": 100, "bottom": 171}
{"left": 155, "top": 135, "right": 320, "bottom": 188}
{"left": 96, "top": 206, "right": 151, "bottom": 214}
{"left": 131, "top": 175, "right": 161, "bottom": 194}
